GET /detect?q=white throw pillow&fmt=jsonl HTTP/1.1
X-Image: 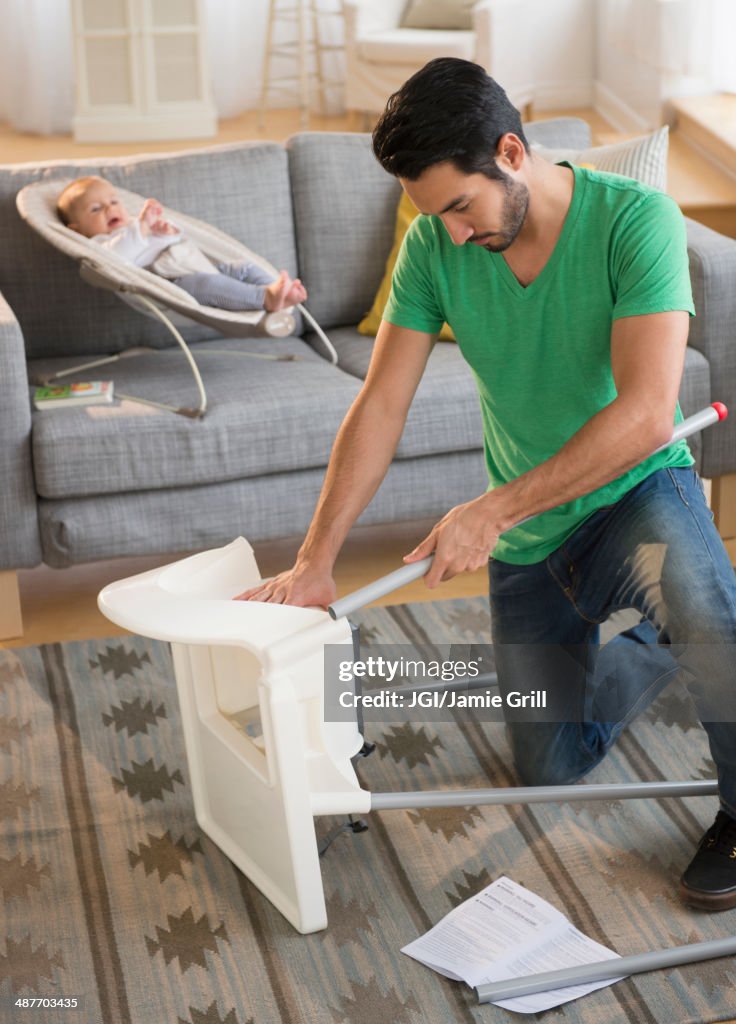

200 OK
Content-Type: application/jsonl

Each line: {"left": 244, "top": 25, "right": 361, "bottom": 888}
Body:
{"left": 532, "top": 125, "right": 670, "bottom": 192}
{"left": 400, "top": 0, "right": 476, "bottom": 30}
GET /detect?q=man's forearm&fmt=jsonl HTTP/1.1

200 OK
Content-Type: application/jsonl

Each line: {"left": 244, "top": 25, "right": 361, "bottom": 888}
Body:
{"left": 491, "top": 395, "right": 674, "bottom": 533}
{"left": 493, "top": 312, "right": 689, "bottom": 533}
{"left": 409, "top": 311, "right": 690, "bottom": 586}
{"left": 235, "top": 322, "right": 434, "bottom": 605}
{"left": 297, "top": 391, "right": 406, "bottom": 569}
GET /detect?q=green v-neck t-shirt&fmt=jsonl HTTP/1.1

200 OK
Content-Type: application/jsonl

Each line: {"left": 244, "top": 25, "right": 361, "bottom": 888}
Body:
{"left": 383, "top": 163, "right": 696, "bottom": 564}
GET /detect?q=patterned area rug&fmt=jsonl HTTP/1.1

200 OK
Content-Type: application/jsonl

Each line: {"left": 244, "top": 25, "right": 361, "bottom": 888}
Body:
{"left": 1, "top": 597, "right": 735, "bottom": 1024}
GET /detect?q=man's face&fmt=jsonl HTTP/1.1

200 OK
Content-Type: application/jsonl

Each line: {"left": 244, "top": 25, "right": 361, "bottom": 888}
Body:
{"left": 68, "top": 179, "right": 130, "bottom": 238}
{"left": 400, "top": 159, "right": 529, "bottom": 252}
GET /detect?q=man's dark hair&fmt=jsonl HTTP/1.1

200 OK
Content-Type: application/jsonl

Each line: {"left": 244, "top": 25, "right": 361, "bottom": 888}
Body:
{"left": 372, "top": 58, "right": 529, "bottom": 182}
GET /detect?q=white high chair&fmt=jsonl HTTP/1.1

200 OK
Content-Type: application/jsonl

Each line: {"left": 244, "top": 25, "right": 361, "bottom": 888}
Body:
{"left": 99, "top": 537, "right": 368, "bottom": 933}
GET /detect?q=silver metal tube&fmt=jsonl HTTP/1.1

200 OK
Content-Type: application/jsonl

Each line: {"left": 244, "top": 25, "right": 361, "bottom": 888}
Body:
{"left": 328, "top": 557, "right": 432, "bottom": 619}
{"left": 328, "top": 404, "right": 726, "bottom": 619}
{"left": 475, "top": 935, "right": 736, "bottom": 1003}
{"left": 652, "top": 403, "right": 721, "bottom": 453}
{"left": 390, "top": 671, "right": 498, "bottom": 698}
{"left": 369, "top": 779, "right": 717, "bottom": 811}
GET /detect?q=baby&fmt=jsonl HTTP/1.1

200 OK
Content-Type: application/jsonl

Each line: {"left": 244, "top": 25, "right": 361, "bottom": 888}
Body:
{"left": 57, "top": 176, "right": 307, "bottom": 313}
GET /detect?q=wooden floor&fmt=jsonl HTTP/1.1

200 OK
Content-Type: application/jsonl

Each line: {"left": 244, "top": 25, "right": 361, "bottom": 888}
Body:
{"left": 3, "top": 100, "right": 734, "bottom": 234}
{"left": 0, "top": 104, "right": 616, "bottom": 161}
{"left": 2, "top": 99, "right": 734, "bottom": 649}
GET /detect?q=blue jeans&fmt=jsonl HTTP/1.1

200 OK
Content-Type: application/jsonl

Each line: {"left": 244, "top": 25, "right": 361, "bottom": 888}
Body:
{"left": 489, "top": 467, "right": 736, "bottom": 816}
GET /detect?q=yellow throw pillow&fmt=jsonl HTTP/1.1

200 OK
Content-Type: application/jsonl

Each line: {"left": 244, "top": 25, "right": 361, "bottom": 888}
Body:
{"left": 358, "top": 191, "right": 455, "bottom": 341}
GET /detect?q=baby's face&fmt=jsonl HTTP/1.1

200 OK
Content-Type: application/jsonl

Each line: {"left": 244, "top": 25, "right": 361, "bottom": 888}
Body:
{"left": 69, "top": 180, "right": 130, "bottom": 237}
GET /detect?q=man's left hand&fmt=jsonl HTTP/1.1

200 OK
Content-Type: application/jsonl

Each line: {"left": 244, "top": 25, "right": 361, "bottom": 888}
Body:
{"left": 403, "top": 493, "right": 503, "bottom": 587}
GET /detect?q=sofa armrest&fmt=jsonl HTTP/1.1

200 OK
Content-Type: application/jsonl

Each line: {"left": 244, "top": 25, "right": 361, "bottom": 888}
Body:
{"left": 685, "top": 219, "right": 736, "bottom": 479}
{"left": 0, "top": 291, "right": 41, "bottom": 569}
{"left": 523, "top": 117, "right": 593, "bottom": 150}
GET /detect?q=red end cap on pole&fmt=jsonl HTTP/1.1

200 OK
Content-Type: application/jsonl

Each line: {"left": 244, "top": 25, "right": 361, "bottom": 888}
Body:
{"left": 712, "top": 402, "right": 729, "bottom": 421}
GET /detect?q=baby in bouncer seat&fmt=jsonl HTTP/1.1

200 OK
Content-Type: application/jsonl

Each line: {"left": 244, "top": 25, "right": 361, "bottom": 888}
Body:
{"left": 57, "top": 176, "right": 307, "bottom": 313}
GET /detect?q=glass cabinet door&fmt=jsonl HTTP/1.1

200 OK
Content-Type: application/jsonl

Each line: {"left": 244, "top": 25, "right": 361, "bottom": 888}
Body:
{"left": 72, "top": 0, "right": 216, "bottom": 141}
{"left": 145, "top": 0, "right": 205, "bottom": 107}
{"left": 74, "top": 0, "right": 140, "bottom": 112}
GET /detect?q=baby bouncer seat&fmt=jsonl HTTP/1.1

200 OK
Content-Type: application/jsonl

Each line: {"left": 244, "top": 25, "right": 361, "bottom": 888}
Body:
{"left": 16, "top": 181, "right": 337, "bottom": 417}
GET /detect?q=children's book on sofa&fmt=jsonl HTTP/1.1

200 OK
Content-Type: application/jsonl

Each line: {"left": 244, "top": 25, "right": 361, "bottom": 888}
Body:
{"left": 33, "top": 380, "right": 114, "bottom": 410}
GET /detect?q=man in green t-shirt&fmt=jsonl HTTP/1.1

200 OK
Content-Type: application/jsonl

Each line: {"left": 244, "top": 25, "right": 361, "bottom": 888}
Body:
{"left": 240, "top": 59, "right": 736, "bottom": 911}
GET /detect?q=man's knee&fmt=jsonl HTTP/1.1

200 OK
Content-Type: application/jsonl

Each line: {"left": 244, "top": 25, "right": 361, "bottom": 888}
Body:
{"left": 662, "top": 589, "right": 736, "bottom": 647}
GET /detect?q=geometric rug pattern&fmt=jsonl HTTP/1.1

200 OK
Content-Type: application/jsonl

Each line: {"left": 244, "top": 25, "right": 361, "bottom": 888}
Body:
{"left": 1, "top": 597, "right": 734, "bottom": 1024}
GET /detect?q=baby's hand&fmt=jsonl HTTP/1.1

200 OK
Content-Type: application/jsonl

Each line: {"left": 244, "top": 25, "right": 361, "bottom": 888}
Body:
{"left": 139, "top": 198, "right": 177, "bottom": 236}
{"left": 149, "top": 218, "right": 178, "bottom": 236}
{"left": 139, "top": 198, "right": 162, "bottom": 227}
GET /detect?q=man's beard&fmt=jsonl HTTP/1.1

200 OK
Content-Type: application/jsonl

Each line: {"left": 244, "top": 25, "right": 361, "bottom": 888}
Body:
{"left": 472, "top": 177, "right": 530, "bottom": 253}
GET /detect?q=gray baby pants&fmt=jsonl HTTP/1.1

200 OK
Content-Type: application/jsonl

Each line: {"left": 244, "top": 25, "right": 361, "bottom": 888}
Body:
{"left": 173, "top": 260, "right": 276, "bottom": 311}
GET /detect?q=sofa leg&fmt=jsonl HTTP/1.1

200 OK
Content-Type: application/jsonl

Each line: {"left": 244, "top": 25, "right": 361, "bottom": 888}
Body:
{"left": 0, "top": 570, "right": 23, "bottom": 641}
{"left": 711, "top": 473, "right": 736, "bottom": 564}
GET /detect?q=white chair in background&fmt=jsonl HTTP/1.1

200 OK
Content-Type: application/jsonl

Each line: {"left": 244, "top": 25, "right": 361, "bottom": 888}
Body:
{"left": 343, "top": 0, "right": 534, "bottom": 122}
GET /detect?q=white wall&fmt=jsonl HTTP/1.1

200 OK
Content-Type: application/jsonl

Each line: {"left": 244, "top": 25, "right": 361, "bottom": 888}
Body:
{"left": 0, "top": 0, "right": 347, "bottom": 134}
{"left": 0, "top": 0, "right": 722, "bottom": 135}
{"left": 594, "top": 0, "right": 715, "bottom": 131}
{"left": 527, "top": 0, "right": 596, "bottom": 110}
{"left": 595, "top": 0, "right": 662, "bottom": 130}
{"left": 207, "top": 0, "right": 345, "bottom": 117}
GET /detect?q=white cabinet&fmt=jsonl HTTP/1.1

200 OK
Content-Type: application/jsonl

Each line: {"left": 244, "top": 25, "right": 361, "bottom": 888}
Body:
{"left": 71, "top": 0, "right": 217, "bottom": 142}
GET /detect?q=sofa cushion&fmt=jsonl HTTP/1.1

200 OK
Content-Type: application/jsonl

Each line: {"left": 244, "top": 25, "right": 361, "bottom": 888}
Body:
{"left": 309, "top": 325, "right": 483, "bottom": 460}
{"left": 523, "top": 117, "right": 593, "bottom": 150}
{"left": 676, "top": 345, "right": 712, "bottom": 468}
{"left": 288, "top": 123, "right": 592, "bottom": 333}
{"left": 315, "top": 328, "right": 711, "bottom": 468}
{"left": 686, "top": 218, "right": 736, "bottom": 477}
{"left": 401, "top": 0, "right": 476, "bottom": 30}
{"left": 38, "top": 450, "right": 490, "bottom": 567}
{"left": 288, "top": 132, "right": 403, "bottom": 329}
{"left": 356, "top": 29, "right": 475, "bottom": 64}
{"left": 533, "top": 126, "right": 670, "bottom": 192}
{"left": 29, "top": 337, "right": 362, "bottom": 499}
{"left": 0, "top": 142, "right": 298, "bottom": 360}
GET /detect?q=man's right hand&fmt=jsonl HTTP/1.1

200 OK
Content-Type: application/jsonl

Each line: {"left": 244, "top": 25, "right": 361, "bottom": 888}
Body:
{"left": 234, "top": 565, "right": 337, "bottom": 609}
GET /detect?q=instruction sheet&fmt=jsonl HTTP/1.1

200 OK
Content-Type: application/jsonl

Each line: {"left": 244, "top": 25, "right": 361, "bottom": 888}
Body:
{"left": 401, "top": 876, "right": 625, "bottom": 1013}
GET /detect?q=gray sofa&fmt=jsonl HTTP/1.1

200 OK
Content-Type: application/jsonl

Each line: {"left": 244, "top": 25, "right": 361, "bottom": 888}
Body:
{"left": 2, "top": 119, "right": 735, "bottom": 636}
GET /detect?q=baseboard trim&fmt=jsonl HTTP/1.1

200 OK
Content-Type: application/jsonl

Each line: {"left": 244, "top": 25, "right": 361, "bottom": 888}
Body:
{"left": 532, "top": 81, "right": 595, "bottom": 112}
{"left": 593, "top": 81, "right": 654, "bottom": 134}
